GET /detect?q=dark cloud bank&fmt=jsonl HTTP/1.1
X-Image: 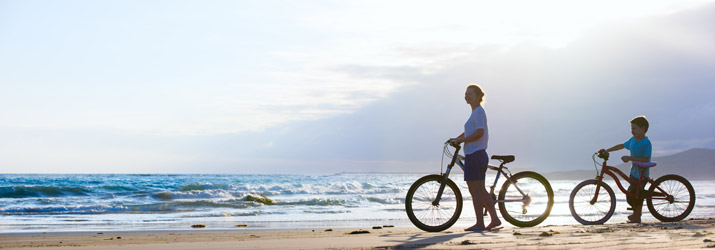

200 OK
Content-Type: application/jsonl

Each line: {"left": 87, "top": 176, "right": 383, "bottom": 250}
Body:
{"left": 230, "top": 3, "right": 715, "bottom": 173}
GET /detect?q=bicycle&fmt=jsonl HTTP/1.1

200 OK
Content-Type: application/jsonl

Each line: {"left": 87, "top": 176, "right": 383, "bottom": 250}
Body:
{"left": 405, "top": 141, "right": 554, "bottom": 232}
{"left": 569, "top": 150, "right": 696, "bottom": 225}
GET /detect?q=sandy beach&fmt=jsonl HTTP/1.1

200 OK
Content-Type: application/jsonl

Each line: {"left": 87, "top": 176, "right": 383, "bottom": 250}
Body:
{"left": 1, "top": 218, "right": 714, "bottom": 249}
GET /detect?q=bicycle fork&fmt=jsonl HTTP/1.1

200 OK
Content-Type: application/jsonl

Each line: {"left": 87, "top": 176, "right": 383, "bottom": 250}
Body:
{"left": 434, "top": 143, "right": 462, "bottom": 206}
{"left": 591, "top": 175, "right": 605, "bottom": 205}
{"left": 433, "top": 166, "right": 453, "bottom": 206}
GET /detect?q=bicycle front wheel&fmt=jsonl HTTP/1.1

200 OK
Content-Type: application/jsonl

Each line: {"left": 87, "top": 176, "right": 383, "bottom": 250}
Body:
{"left": 647, "top": 174, "right": 695, "bottom": 222}
{"left": 497, "top": 171, "right": 554, "bottom": 227}
{"left": 569, "top": 179, "right": 616, "bottom": 225}
{"left": 405, "top": 174, "right": 463, "bottom": 232}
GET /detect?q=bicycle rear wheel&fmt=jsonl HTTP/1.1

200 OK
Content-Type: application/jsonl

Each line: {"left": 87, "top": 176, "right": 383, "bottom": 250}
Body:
{"left": 497, "top": 171, "right": 554, "bottom": 227}
{"left": 405, "top": 174, "right": 463, "bottom": 232}
{"left": 569, "top": 179, "right": 616, "bottom": 225}
{"left": 647, "top": 174, "right": 695, "bottom": 222}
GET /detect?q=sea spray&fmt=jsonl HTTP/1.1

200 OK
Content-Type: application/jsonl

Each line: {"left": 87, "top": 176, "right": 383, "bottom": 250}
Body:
{"left": 0, "top": 174, "right": 713, "bottom": 232}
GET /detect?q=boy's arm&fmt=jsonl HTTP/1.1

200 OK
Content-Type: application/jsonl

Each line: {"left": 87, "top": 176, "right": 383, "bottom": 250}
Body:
{"left": 622, "top": 156, "right": 651, "bottom": 163}
{"left": 621, "top": 140, "right": 652, "bottom": 163}
{"left": 604, "top": 144, "right": 624, "bottom": 152}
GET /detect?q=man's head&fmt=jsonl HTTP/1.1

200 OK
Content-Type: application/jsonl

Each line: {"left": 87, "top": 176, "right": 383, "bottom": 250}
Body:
{"left": 465, "top": 84, "right": 484, "bottom": 105}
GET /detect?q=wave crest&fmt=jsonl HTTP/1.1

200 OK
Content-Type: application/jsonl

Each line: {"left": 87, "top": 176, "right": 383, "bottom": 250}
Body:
{"left": 0, "top": 186, "right": 91, "bottom": 198}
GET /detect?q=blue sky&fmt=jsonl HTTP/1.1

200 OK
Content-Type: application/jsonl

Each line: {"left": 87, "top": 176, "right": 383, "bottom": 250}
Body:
{"left": 1, "top": 0, "right": 714, "bottom": 173}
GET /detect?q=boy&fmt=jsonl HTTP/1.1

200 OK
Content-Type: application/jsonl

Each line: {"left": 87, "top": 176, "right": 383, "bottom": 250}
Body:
{"left": 600, "top": 116, "right": 652, "bottom": 223}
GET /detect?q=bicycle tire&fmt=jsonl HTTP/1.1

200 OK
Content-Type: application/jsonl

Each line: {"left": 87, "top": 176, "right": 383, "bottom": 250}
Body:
{"left": 646, "top": 174, "right": 695, "bottom": 222}
{"left": 569, "top": 179, "right": 616, "bottom": 225}
{"left": 405, "top": 174, "right": 463, "bottom": 232}
{"left": 497, "top": 171, "right": 554, "bottom": 227}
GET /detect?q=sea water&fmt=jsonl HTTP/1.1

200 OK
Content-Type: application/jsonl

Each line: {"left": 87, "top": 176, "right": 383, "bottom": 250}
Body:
{"left": 1, "top": 174, "right": 713, "bottom": 232}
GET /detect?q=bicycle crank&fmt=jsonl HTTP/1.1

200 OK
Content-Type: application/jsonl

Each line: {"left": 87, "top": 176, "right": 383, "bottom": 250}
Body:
{"left": 521, "top": 195, "right": 532, "bottom": 214}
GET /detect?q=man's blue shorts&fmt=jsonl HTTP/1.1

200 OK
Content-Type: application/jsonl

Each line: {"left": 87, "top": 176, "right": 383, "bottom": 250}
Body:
{"left": 464, "top": 150, "right": 488, "bottom": 181}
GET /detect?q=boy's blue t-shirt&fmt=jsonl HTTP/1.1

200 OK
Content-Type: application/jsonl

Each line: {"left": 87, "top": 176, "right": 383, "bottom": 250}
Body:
{"left": 624, "top": 136, "right": 652, "bottom": 179}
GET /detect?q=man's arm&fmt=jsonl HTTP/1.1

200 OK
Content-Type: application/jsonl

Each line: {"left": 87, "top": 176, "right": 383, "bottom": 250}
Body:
{"left": 458, "top": 129, "right": 484, "bottom": 143}
{"left": 455, "top": 133, "right": 465, "bottom": 139}
{"left": 449, "top": 133, "right": 465, "bottom": 144}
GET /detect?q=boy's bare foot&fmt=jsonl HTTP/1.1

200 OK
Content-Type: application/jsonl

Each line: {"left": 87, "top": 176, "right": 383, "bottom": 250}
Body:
{"left": 465, "top": 224, "right": 485, "bottom": 232}
{"left": 627, "top": 214, "right": 641, "bottom": 223}
{"left": 485, "top": 220, "right": 502, "bottom": 231}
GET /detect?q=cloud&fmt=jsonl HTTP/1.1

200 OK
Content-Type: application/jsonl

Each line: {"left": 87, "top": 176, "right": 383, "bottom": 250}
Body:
{"left": 0, "top": 55, "right": 410, "bottom": 136}
{"left": 236, "top": 2, "right": 715, "bottom": 173}
{"left": 2, "top": 1, "right": 714, "bottom": 173}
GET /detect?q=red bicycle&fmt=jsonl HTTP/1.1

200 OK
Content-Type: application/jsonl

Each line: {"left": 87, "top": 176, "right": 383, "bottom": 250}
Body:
{"left": 569, "top": 150, "right": 695, "bottom": 224}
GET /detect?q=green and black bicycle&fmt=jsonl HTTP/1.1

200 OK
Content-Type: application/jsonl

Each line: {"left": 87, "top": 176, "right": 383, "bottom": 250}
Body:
{"left": 405, "top": 141, "right": 554, "bottom": 232}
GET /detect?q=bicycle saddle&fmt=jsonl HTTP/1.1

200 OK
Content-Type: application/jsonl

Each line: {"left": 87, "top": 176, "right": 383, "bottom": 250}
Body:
{"left": 632, "top": 161, "right": 657, "bottom": 168}
{"left": 491, "top": 155, "right": 515, "bottom": 163}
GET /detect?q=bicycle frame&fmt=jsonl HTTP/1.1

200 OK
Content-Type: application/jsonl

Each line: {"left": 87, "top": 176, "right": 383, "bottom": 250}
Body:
{"left": 592, "top": 155, "right": 673, "bottom": 204}
{"left": 433, "top": 144, "right": 529, "bottom": 205}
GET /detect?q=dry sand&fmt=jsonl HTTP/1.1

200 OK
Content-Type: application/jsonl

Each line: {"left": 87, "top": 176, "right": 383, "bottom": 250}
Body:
{"left": 2, "top": 218, "right": 715, "bottom": 249}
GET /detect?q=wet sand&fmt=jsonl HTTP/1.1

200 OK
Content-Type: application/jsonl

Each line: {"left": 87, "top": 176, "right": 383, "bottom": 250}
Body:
{"left": 1, "top": 218, "right": 714, "bottom": 249}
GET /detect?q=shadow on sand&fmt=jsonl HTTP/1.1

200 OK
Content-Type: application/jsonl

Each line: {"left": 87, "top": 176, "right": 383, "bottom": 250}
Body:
{"left": 378, "top": 230, "right": 498, "bottom": 249}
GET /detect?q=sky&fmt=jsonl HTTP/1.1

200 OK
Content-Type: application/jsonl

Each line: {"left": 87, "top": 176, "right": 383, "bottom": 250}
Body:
{"left": 1, "top": 0, "right": 714, "bottom": 174}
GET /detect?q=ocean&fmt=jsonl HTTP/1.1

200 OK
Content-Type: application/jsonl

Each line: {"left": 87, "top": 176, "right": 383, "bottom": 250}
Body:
{"left": 1, "top": 174, "right": 713, "bottom": 233}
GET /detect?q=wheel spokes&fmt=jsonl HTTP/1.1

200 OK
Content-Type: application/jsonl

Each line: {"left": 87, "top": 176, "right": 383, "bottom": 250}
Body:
{"left": 411, "top": 180, "right": 458, "bottom": 227}
{"left": 502, "top": 177, "right": 549, "bottom": 222}
{"left": 573, "top": 184, "right": 612, "bottom": 223}
{"left": 651, "top": 180, "right": 692, "bottom": 219}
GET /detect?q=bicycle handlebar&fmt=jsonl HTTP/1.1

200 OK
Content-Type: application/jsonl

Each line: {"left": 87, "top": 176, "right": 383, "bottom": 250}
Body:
{"left": 592, "top": 150, "right": 611, "bottom": 176}
{"left": 445, "top": 139, "right": 461, "bottom": 149}
{"left": 596, "top": 150, "right": 610, "bottom": 161}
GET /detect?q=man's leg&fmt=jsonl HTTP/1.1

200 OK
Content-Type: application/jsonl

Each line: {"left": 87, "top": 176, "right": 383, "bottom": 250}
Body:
{"left": 466, "top": 180, "right": 486, "bottom": 230}
{"left": 481, "top": 187, "right": 501, "bottom": 230}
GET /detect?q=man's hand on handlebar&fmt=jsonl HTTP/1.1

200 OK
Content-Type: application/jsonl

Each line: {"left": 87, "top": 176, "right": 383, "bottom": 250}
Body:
{"left": 447, "top": 138, "right": 462, "bottom": 146}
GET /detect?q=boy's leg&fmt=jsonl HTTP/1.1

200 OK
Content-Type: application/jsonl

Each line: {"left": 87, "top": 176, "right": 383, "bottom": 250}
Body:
{"left": 630, "top": 194, "right": 644, "bottom": 222}
{"left": 633, "top": 199, "right": 643, "bottom": 221}
{"left": 626, "top": 177, "right": 644, "bottom": 223}
{"left": 626, "top": 179, "right": 640, "bottom": 222}
{"left": 633, "top": 185, "right": 646, "bottom": 221}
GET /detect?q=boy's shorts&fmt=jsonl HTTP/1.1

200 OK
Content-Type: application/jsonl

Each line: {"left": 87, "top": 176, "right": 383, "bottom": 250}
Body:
{"left": 464, "top": 150, "right": 488, "bottom": 181}
{"left": 627, "top": 175, "right": 647, "bottom": 207}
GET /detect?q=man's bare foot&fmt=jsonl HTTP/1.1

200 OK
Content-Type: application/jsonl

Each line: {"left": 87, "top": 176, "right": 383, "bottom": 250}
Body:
{"left": 465, "top": 224, "right": 485, "bottom": 232}
{"left": 485, "top": 220, "right": 502, "bottom": 231}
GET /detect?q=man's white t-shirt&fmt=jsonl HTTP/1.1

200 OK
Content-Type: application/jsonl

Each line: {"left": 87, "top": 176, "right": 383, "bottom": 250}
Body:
{"left": 464, "top": 106, "right": 488, "bottom": 155}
